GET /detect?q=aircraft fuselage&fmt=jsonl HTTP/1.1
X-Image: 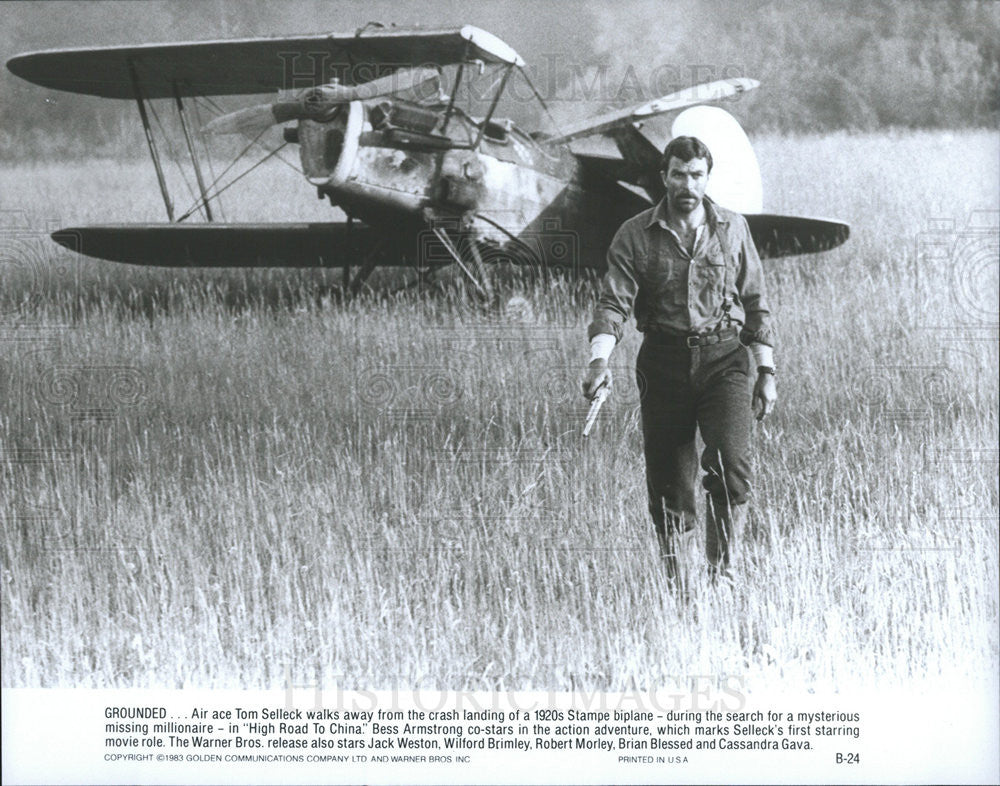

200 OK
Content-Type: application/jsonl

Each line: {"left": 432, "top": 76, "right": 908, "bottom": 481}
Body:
{"left": 295, "top": 97, "right": 636, "bottom": 272}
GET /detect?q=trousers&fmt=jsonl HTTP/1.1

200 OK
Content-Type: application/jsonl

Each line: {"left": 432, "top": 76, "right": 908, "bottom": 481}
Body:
{"left": 635, "top": 333, "right": 752, "bottom": 545}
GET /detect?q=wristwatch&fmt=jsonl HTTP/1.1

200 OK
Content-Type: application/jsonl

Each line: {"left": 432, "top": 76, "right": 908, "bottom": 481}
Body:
{"left": 757, "top": 366, "right": 776, "bottom": 376}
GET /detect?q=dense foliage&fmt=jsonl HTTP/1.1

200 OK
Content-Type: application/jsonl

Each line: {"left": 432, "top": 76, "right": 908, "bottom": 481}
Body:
{"left": 1, "top": 0, "right": 997, "bottom": 158}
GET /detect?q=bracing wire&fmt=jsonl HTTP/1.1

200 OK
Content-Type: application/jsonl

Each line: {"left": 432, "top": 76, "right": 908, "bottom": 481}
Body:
{"left": 146, "top": 96, "right": 201, "bottom": 212}
{"left": 518, "top": 67, "right": 567, "bottom": 140}
{"left": 176, "top": 125, "right": 271, "bottom": 220}
{"left": 191, "top": 97, "right": 226, "bottom": 221}
{"left": 177, "top": 142, "right": 289, "bottom": 222}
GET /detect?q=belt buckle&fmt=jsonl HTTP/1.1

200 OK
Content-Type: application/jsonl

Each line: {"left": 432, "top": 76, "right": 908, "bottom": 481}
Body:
{"left": 685, "top": 335, "right": 700, "bottom": 348}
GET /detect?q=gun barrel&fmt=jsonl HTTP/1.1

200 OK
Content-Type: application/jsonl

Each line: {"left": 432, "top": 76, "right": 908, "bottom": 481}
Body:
{"left": 582, "top": 386, "right": 609, "bottom": 437}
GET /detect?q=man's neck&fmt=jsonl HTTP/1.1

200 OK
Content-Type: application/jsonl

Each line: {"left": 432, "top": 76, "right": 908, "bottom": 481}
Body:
{"left": 665, "top": 200, "right": 706, "bottom": 233}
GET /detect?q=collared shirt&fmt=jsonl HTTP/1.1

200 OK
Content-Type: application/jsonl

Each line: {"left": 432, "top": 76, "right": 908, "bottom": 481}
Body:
{"left": 588, "top": 195, "right": 775, "bottom": 348}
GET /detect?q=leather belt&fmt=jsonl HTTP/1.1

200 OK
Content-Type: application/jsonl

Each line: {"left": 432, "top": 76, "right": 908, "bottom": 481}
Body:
{"left": 644, "top": 326, "right": 739, "bottom": 348}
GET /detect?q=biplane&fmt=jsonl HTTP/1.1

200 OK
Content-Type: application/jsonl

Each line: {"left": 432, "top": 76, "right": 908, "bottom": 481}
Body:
{"left": 7, "top": 24, "right": 848, "bottom": 295}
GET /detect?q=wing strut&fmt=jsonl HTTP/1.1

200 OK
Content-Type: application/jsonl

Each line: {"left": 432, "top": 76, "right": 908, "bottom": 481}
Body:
{"left": 172, "top": 83, "right": 213, "bottom": 221}
{"left": 441, "top": 39, "right": 471, "bottom": 134}
{"left": 472, "top": 63, "right": 514, "bottom": 150}
{"left": 128, "top": 60, "right": 174, "bottom": 221}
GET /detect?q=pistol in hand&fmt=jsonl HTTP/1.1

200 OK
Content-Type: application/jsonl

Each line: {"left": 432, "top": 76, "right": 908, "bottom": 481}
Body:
{"left": 582, "top": 383, "right": 610, "bottom": 437}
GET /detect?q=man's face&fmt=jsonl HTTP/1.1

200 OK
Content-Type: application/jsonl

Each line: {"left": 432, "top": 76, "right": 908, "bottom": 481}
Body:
{"left": 661, "top": 156, "right": 710, "bottom": 214}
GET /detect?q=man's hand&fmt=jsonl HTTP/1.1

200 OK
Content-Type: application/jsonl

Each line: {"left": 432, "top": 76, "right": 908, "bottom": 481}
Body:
{"left": 582, "top": 358, "right": 612, "bottom": 400}
{"left": 752, "top": 372, "right": 776, "bottom": 420}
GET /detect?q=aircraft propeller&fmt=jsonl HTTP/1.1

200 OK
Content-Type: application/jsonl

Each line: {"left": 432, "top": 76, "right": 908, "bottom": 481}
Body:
{"left": 202, "top": 66, "right": 442, "bottom": 136}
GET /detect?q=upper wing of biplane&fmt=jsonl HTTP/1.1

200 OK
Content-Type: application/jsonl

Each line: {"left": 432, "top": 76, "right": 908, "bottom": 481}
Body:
{"left": 539, "top": 78, "right": 759, "bottom": 145}
{"left": 5, "top": 24, "right": 523, "bottom": 98}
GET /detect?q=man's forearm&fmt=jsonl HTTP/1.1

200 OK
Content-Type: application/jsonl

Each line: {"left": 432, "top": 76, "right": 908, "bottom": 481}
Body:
{"left": 750, "top": 342, "right": 773, "bottom": 370}
{"left": 589, "top": 333, "right": 616, "bottom": 362}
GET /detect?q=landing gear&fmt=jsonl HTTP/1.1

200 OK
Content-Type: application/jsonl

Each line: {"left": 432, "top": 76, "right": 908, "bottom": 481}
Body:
{"left": 348, "top": 236, "right": 386, "bottom": 296}
{"left": 426, "top": 220, "right": 495, "bottom": 303}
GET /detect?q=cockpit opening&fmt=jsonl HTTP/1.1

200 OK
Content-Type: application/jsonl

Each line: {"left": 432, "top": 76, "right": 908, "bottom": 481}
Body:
{"left": 368, "top": 100, "right": 441, "bottom": 135}
{"left": 480, "top": 117, "right": 512, "bottom": 143}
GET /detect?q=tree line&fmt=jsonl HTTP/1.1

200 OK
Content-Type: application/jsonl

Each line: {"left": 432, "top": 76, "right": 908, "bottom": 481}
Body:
{"left": 1, "top": 0, "right": 996, "bottom": 159}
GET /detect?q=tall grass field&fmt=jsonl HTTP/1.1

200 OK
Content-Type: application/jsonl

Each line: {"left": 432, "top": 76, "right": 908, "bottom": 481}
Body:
{"left": 1, "top": 129, "right": 997, "bottom": 691}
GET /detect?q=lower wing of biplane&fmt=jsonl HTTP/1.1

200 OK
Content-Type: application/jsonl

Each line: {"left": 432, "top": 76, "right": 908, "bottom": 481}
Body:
{"left": 50, "top": 223, "right": 396, "bottom": 267}
{"left": 9, "top": 24, "right": 848, "bottom": 281}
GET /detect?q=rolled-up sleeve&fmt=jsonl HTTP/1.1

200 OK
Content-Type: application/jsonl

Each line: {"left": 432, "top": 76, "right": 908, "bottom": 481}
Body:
{"left": 588, "top": 222, "right": 641, "bottom": 342}
{"left": 735, "top": 215, "right": 775, "bottom": 348}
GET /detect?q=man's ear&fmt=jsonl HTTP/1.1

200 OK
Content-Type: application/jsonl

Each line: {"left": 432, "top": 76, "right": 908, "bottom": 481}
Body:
{"left": 659, "top": 170, "right": 669, "bottom": 187}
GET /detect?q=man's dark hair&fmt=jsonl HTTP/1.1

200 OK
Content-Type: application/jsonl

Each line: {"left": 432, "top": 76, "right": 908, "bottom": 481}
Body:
{"left": 659, "top": 136, "right": 713, "bottom": 173}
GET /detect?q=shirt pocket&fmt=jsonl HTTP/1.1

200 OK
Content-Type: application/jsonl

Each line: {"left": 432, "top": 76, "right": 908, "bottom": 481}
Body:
{"left": 646, "top": 252, "right": 686, "bottom": 306}
{"left": 638, "top": 250, "right": 677, "bottom": 304}
{"left": 694, "top": 236, "right": 731, "bottom": 295}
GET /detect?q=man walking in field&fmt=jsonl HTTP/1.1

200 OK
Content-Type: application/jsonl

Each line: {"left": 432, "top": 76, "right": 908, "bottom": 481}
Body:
{"left": 581, "top": 136, "right": 776, "bottom": 584}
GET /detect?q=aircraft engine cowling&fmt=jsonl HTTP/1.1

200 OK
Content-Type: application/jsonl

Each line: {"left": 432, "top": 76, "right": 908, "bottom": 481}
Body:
{"left": 298, "top": 100, "right": 363, "bottom": 186}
